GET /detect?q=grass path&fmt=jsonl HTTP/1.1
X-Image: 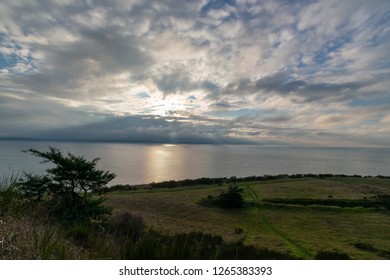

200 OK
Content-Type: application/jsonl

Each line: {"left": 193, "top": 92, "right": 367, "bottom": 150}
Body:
{"left": 245, "top": 184, "right": 313, "bottom": 259}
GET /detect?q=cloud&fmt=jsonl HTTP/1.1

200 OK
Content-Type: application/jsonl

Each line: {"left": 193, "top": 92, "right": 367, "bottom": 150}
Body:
{"left": 0, "top": 0, "right": 389, "bottom": 146}
{"left": 37, "top": 115, "right": 256, "bottom": 144}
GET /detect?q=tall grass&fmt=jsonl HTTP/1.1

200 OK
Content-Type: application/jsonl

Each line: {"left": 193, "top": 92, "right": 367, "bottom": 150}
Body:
{"left": 0, "top": 172, "right": 22, "bottom": 215}
{"left": 113, "top": 230, "right": 295, "bottom": 260}
{"left": 1, "top": 172, "right": 82, "bottom": 259}
{"left": 1, "top": 214, "right": 83, "bottom": 259}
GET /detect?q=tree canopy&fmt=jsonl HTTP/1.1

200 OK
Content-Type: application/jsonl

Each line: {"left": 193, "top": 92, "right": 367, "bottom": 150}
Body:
{"left": 20, "top": 147, "right": 116, "bottom": 221}
{"left": 215, "top": 184, "right": 244, "bottom": 208}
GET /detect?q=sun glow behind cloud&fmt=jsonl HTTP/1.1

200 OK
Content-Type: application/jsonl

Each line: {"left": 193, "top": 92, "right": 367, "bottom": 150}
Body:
{"left": 0, "top": 0, "right": 389, "bottom": 146}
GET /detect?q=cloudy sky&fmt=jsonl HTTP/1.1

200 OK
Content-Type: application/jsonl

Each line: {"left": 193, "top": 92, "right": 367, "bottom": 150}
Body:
{"left": 0, "top": 0, "right": 389, "bottom": 146}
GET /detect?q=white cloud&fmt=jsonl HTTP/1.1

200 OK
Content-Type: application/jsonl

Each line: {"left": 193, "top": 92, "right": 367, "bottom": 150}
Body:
{"left": 0, "top": 0, "right": 389, "bottom": 146}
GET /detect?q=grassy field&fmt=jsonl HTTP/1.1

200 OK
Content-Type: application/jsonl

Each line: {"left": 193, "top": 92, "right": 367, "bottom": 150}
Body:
{"left": 104, "top": 176, "right": 390, "bottom": 259}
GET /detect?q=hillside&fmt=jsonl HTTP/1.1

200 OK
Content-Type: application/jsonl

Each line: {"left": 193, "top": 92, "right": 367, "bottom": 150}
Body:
{"left": 104, "top": 176, "right": 390, "bottom": 259}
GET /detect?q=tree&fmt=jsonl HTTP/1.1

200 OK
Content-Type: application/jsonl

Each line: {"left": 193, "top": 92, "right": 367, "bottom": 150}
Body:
{"left": 20, "top": 147, "right": 116, "bottom": 221}
{"left": 19, "top": 173, "right": 50, "bottom": 201}
{"left": 215, "top": 184, "right": 244, "bottom": 208}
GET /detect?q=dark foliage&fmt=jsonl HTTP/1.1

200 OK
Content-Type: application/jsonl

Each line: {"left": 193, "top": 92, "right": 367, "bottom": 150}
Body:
{"left": 108, "top": 174, "right": 390, "bottom": 192}
{"left": 46, "top": 196, "right": 112, "bottom": 222}
{"left": 218, "top": 241, "right": 296, "bottom": 260}
{"left": 19, "top": 147, "right": 116, "bottom": 222}
{"left": 118, "top": 230, "right": 295, "bottom": 260}
{"left": 214, "top": 184, "right": 244, "bottom": 208}
{"left": 375, "top": 195, "right": 390, "bottom": 210}
{"left": 199, "top": 184, "right": 245, "bottom": 209}
{"left": 107, "top": 210, "right": 145, "bottom": 241}
{"left": 149, "top": 177, "right": 234, "bottom": 189}
{"left": 19, "top": 173, "right": 50, "bottom": 201}
{"left": 0, "top": 173, "right": 24, "bottom": 215}
{"left": 263, "top": 196, "right": 390, "bottom": 210}
{"left": 315, "top": 250, "right": 351, "bottom": 260}
{"left": 352, "top": 242, "right": 390, "bottom": 259}
{"left": 66, "top": 223, "right": 92, "bottom": 247}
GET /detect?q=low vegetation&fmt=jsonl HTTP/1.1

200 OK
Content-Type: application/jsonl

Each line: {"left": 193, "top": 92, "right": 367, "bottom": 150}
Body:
{"left": 262, "top": 195, "right": 390, "bottom": 210}
{"left": 1, "top": 180, "right": 295, "bottom": 259}
{"left": 200, "top": 184, "right": 245, "bottom": 208}
{"left": 1, "top": 147, "right": 390, "bottom": 259}
{"left": 19, "top": 147, "right": 115, "bottom": 222}
{"left": 104, "top": 175, "right": 390, "bottom": 260}
{"left": 107, "top": 174, "right": 390, "bottom": 192}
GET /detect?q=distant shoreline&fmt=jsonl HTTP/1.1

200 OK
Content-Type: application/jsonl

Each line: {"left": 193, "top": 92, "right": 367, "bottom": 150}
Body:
{"left": 106, "top": 173, "right": 390, "bottom": 192}
{"left": 1, "top": 137, "right": 389, "bottom": 148}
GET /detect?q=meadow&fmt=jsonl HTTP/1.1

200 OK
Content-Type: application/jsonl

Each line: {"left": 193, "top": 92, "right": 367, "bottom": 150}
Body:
{"left": 104, "top": 176, "right": 390, "bottom": 259}
{"left": 1, "top": 173, "right": 390, "bottom": 259}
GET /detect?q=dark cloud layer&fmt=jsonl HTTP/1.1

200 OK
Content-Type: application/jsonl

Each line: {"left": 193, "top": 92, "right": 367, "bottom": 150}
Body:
{"left": 37, "top": 115, "right": 255, "bottom": 145}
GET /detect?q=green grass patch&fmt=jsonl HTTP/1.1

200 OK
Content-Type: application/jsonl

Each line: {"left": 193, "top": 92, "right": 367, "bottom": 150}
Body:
{"left": 103, "top": 176, "right": 390, "bottom": 259}
{"left": 262, "top": 197, "right": 390, "bottom": 209}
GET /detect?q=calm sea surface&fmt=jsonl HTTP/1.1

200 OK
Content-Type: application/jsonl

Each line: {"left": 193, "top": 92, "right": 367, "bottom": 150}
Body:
{"left": 1, "top": 141, "right": 389, "bottom": 185}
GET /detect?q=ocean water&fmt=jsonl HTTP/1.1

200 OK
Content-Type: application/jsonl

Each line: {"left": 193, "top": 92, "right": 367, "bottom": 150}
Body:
{"left": 1, "top": 141, "right": 389, "bottom": 185}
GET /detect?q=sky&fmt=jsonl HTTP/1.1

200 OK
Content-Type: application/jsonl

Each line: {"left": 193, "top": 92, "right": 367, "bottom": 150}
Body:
{"left": 0, "top": 0, "right": 389, "bottom": 146}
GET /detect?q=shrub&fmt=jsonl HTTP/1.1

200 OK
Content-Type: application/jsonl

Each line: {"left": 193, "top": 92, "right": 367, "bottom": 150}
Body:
{"left": 215, "top": 184, "right": 244, "bottom": 208}
{"left": 18, "top": 173, "right": 50, "bottom": 201}
{"left": 0, "top": 172, "right": 23, "bottom": 215}
{"left": 119, "top": 230, "right": 295, "bottom": 260}
{"left": 315, "top": 250, "right": 351, "bottom": 260}
{"left": 65, "top": 223, "right": 92, "bottom": 247}
{"left": 108, "top": 211, "right": 145, "bottom": 241}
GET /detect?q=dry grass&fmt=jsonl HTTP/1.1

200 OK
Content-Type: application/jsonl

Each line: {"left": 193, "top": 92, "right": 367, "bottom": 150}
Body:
{"left": 105, "top": 186, "right": 247, "bottom": 242}
{"left": 248, "top": 178, "right": 389, "bottom": 200}
{"left": 0, "top": 213, "right": 85, "bottom": 259}
{"left": 103, "top": 177, "right": 390, "bottom": 259}
{"left": 2, "top": 175, "right": 389, "bottom": 259}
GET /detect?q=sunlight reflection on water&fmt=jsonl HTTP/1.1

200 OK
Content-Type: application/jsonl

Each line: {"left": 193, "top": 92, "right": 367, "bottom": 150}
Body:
{"left": 1, "top": 141, "right": 389, "bottom": 185}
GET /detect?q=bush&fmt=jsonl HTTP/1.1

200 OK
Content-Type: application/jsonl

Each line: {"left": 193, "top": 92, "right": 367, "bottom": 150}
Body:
{"left": 0, "top": 173, "right": 23, "bottom": 215}
{"left": 215, "top": 184, "right": 244, "bottom": 208}
{"left": 47, "top": 196, "right": 112, "bottom": 222}
{"left": 199, "top": 184, "right": 245, "bottom": 209}
{"left": 65, "top": 223, "right": 92, "bottom": 247}
{"left": 108, "top": 211, "right": 145, "bottom": 241}
{"left": 118, "top": 230, "right": 295, "bottom": 260}
{"left": 315, "top": 250, "right": 351, "bottom": 260}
